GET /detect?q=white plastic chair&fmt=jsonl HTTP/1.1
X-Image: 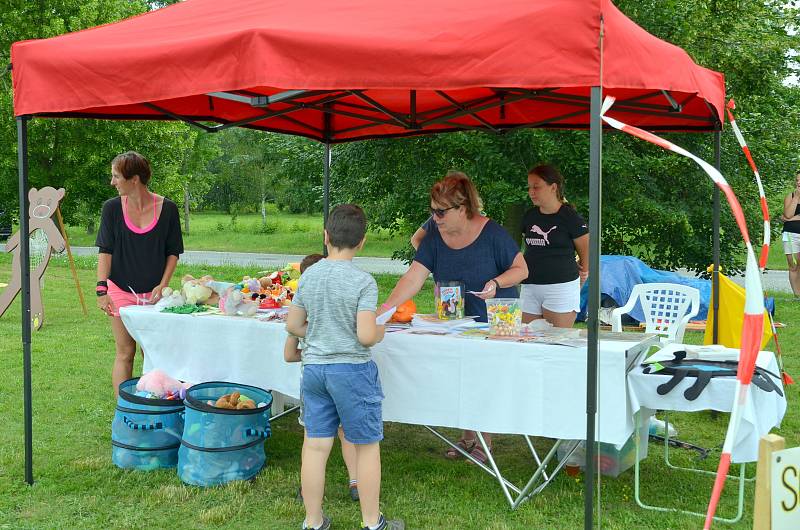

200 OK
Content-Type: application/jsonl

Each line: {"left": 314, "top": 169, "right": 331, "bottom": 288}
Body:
{"left": 610, "top": 283, "right": 700, "bottom": 344}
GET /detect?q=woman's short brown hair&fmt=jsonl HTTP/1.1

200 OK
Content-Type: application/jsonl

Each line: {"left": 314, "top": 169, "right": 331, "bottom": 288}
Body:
{"left": 112, "top": 151, "right": 152, "bottom": 186}
{"left": 430, "top": 170, "right": 483, "bottom": 219}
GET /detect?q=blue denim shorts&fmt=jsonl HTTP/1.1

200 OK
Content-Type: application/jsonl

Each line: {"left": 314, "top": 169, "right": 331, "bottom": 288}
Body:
{"left": 302, "top": 360, "right": 384, "bottom": 444}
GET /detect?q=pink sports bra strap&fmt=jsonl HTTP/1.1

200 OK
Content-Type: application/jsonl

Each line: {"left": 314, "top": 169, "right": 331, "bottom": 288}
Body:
{"left": 122, "top": 194, "right": 159, "bottom": 234}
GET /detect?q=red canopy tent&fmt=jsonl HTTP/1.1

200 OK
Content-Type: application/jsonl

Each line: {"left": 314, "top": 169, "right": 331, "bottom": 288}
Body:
{"left": 10, "top": 0, "right": 727, "bottom": 526}
{"left": 12, "top": 0, "right": 724, "bottom": 137}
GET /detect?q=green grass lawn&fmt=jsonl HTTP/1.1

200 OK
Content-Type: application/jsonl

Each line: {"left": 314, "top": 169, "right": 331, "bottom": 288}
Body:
{"left": 0, "top": 254, "right": 797, "bottom": 529}
{"left": 60, "top": 208, "right": 410, "bottom": 258}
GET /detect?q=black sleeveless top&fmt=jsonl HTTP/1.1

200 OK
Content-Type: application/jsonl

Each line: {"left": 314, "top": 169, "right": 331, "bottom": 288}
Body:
{"left": 783, "top": 202, "right": 800, "bottom": 234}
{"left": 95, "top": 197, "right": 184, "bottom": 293}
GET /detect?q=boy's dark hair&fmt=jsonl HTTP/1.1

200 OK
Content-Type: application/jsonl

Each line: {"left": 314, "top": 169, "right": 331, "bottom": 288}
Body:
{"left": 326, "top": 204, "right": 367, "bottom": 249}
{"left": 300, "top": 253, "right": 324, "bottom": 273}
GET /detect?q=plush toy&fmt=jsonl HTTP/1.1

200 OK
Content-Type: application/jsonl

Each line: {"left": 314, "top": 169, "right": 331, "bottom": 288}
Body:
{"left": 136, "top": 369, "right": 190, "bottom": 399}
{"left": 153, "top": 286, "right": 185, "bottom": 310}
{"left": 391, "top": 299, "right": 417, "bottom": 323}
{"left": 241, "top": 277, "right": 261, "bottom": 294}
{"left": 212, "top": 391, "right": 256, "bottom": 410}
{"left": 206, "top": 280, "right": 235, "bottom": 296}
{"left": 221, "top": 288, "right": 258, "bottom": 317}
{"left": 181, "top": 274, "right": 214, "bottom": 305}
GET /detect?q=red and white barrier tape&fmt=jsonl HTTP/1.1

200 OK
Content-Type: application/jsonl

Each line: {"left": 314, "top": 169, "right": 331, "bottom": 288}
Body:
{"left": 726, "top": 99, "right": 770, "bottom": 269}
{"left": 600, "top": 96, "right": 765, "bottom": 529}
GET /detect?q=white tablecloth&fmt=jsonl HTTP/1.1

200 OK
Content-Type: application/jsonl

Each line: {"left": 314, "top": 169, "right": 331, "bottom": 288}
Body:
{"left": 121, "top": 305, "right": 654, "bottom": 446}
{"left": 627, "top": 343, "right": 787, "bottom": 463}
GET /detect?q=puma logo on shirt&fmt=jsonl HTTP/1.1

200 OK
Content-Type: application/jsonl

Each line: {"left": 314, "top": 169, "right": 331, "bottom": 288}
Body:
{"left": 526, "top": 225, "right": 557, "bottom": 246}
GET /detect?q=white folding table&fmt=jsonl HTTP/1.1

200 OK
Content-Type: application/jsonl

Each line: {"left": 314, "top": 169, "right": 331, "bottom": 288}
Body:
{"left": 121, "top": 305, "right": 658, "bottom": 508}
{"left": 627, "top": 343, "right": 787, "bottom": 523}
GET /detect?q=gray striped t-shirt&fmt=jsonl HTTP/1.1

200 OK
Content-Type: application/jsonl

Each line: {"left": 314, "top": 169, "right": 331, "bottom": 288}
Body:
{"left": 291, "top": 258, "right": 379, "bottom": 364}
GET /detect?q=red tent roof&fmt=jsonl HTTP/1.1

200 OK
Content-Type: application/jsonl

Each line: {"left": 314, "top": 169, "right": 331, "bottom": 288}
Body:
{"left": 11, "top": 0, "right": 725, "bottom": 142}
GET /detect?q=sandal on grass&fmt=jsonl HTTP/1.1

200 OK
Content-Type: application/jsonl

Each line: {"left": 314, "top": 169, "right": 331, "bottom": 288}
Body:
{"left": 444, "top": 438, "right": 476, "bottom": 459}
{"left": 466, "top": 444, "right": 492, "bottom": 465}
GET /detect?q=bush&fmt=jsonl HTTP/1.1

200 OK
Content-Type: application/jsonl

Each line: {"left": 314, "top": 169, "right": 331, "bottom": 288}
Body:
{"left": 255, "top": 221, "right": 278, "bottom": 234}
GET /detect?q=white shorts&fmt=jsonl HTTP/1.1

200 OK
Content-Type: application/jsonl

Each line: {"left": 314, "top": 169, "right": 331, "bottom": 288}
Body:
{"left": 520, "top": 279, "right": 581, "bottom": 315}
{"left": 782, "top": 232, "right": 800, "bottom": 255}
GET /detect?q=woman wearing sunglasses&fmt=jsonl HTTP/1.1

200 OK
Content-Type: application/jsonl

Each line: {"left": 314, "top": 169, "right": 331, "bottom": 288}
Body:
{"left": 520, "top": 164, "right": 589, "bottom": 328}
{"left": 380, "top": 171, "right": 528, "bottom": 463}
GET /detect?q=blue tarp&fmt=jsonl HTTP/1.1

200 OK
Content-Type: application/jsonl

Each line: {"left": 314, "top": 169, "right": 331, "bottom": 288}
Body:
{"left": 577, "top": 256, "right": 711, "bottom": 323}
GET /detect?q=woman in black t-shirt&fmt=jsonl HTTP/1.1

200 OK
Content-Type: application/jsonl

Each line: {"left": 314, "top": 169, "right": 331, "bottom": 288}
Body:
{"left": 95, "top": 151, "right": 184, "bottom": 397}
{"left": 520, "top": 165, "right": 589, "bottom": 327}
{"left": 781, "top": 171, "right": 800, "bottom": 297}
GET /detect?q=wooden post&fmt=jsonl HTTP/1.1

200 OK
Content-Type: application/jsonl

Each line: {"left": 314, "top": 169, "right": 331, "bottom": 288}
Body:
{"left": 753, "top": 433, "right": 786, "bottom": 530}
{"left": 55, "top": 206, "right": 88, "bottom": 316}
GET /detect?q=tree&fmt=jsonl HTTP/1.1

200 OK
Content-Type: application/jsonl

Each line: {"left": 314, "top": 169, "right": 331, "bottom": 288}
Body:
{"left": 331, "top": 0, "right": 800, "bottom": 273}
{"left": 201, "top": 130, "right": 324, "bottom": 217}
{"left": 173, "top": 130, "right": 221, "bottom": 235}
{"left": 0, "top": 0, "right": 190, "bottom": 232}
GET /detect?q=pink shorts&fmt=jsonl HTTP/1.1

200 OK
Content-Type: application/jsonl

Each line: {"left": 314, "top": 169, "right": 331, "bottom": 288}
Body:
{"left": 107, "top": 280, "right": 150, "bottom": 317}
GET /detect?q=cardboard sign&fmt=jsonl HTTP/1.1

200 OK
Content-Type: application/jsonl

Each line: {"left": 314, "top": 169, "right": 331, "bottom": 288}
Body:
{"left": 771, "top": 446, "right": 800, "bottom": 529}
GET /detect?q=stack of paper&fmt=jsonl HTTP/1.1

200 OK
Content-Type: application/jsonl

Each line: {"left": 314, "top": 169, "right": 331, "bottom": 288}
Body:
{"left": 410, "top": 314, "right": 479, "bottom": 334}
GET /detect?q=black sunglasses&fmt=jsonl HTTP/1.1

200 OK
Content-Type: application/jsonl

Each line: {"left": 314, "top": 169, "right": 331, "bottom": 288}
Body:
{"left": 430, "top": 204, "right": 460, "bottom": 218}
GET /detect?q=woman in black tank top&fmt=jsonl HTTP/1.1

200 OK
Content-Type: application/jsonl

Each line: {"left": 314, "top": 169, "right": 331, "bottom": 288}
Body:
{"left": 781, "top": 171, "right": 800, "bottom": 297}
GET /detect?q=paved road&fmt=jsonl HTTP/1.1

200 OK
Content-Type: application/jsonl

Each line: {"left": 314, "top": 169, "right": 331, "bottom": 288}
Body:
{"left": 4, "top": 244, "right": 793, "bottom": 293}
{"left": 45, "top": 246, "right": 412, "bottom": 274}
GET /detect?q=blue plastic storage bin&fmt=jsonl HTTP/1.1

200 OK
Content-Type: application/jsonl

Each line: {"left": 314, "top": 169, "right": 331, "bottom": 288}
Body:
{"left": 178, "top": 382, "right": 272, "bottom": 486}
{"left": 112, "top": 377, "right": 184, "bottom": 470}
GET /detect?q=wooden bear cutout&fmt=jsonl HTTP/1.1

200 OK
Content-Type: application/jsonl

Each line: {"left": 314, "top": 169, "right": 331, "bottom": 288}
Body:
{"left": 0, "top": 187, "right": 66, "bottom": 329}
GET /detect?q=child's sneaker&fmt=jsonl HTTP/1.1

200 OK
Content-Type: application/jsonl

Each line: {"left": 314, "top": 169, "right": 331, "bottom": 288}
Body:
{"left": 361, "top": 513, "right": 405, "bottom": 530}
{"left": 302, "top": 515, "right": 331, "bottom": 530}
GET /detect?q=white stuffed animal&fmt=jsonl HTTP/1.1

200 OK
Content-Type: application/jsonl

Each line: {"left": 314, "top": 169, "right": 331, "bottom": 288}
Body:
{"left": 181, "top": 274, "right": 213, "bottom": 305}
{"left": 153, "top": 286, "right": 185, "bottom": 310}
{"left": 222, "top": 288, "right": 257, "bottom": 317}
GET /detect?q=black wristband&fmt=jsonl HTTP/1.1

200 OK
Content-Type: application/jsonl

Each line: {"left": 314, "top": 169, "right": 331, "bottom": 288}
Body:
{"left": 97, "top": 280, "right": 108, "bottom": 287}
{"left": 491, "top": 278, "right": 501, "bottom": 291}
{"left": 96, "top": 290, "right": 108, "bottom": 297}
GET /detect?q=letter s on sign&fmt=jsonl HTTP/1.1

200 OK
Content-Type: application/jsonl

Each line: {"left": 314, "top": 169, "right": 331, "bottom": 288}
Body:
{"left": 781, "top": 465, "right": 799, "bottom": 512}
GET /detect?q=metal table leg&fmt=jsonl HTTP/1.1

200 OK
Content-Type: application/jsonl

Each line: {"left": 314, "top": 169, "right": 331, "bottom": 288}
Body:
{"left": 424, "top": 426, "right": 575, "bottom": 510}
{"left": 269, "top": 404, "right": 300, "bottom": 422}
{"left": 661, "top": 412, "right": 755, "bottom": 482}
{"left": 634, "top": 413, "right": 746, "bottom": 524}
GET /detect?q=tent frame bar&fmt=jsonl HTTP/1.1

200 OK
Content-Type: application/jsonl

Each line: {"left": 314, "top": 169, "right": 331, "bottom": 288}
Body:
{"left": 16, "top": 115, "right": 33, "bottom": 486}
{"left": 141, "top": 102, "right": 213, "bottom": 132}
{"left": 585, "top": 85, "right": 603, "bottom": 530}
{"left": 505, "top": 89, "right": 713, "bottom": 124}
{"left": 37, "top": 86, "right": 720, "bottom": 144}
{"left": 660, "top": 90, "right": 682, "bottom": 112}
{"left": 435, "top": 90, "right": 500, "bottom": 133}
{"left": 347, "top": 90, "right": 413, "bottom": 128}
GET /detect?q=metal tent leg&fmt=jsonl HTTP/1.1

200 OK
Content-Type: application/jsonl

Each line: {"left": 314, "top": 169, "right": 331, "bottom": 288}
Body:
{"left": 585, "top": 83, "right": 604, "bottom": 529}
{"left": 17, "top": 115, "right": 34, "bottom": 485}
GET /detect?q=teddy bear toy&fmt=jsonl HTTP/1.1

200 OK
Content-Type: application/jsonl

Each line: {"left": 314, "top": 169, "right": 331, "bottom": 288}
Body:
{"left": 180, "top": 274, "right": 215, "bottom": 305}
{"left": 211, "top": 391, "right": 256, "bottom": 410}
